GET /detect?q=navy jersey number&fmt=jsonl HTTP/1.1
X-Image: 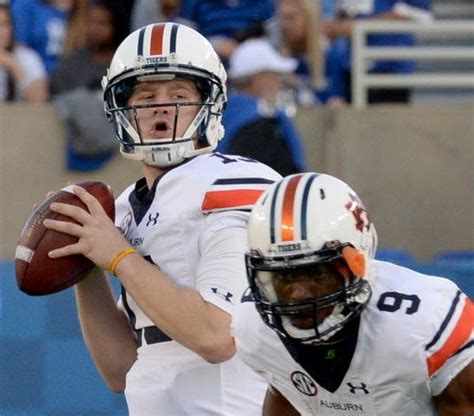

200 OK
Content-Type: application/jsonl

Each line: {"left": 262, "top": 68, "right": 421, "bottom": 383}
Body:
{"left": 377, "top": 291, "right": 420, "bottom": 314}
{"left": 212, "top": 153, "right": 258, "bottom": 164}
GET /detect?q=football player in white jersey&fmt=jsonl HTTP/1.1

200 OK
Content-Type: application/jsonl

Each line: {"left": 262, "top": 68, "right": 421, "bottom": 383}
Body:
{"left": 232, "top": 172, "right": 474, "bottom": 416}
{"left": 43, "top": 23, "right": 281, "bottom": 415}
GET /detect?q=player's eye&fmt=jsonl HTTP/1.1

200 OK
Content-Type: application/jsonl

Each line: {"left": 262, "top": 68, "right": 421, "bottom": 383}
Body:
{"left": 171, "top": 93, "right": 187, "bottom": 100}
{"left": 132, "top": 92, "right": 155, "bottom": 102}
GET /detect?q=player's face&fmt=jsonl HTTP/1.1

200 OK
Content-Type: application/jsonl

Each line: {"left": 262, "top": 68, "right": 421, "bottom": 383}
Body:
{"left": 272, "top": 264, "right": 341, "bottom": 329}
{"left": 250, "top": 71, "right": 283, "bottom": 105}
{"left": 127, "top": 79, "right": 201, "bottom": 142}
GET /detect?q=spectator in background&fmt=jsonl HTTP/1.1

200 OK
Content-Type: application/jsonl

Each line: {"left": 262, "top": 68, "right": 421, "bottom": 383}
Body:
{"left": 180, "top": 0, "right": 276, "bottom": 63}
{"left": 277, "top": 0, "right": 325, "bottom": 106}
{"left": 0, "top": 3, "right": 48, "bottom": 102}
{"left": 218, "top": 38, "right": 307, "bottom": 177}
{"left": 131, "top": 0, "right": 188, "bottom": 31}
{"left": 11, "top": 0, "right": 77, "bottom": 74}
{"left": 50, "top": 0, "right": 128, "bottom": 95}
{"left": 322, "top": 0, "right": 433, "bottom": 105}
{"left": 61, "top": 0, "right": 88, "bottom": 54}
{"left": 50, "top": 0, "right": 129, "bottom": 171}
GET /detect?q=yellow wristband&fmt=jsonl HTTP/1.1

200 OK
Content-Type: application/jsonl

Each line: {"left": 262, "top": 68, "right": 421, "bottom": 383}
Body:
{"left": 108, "top": 248, "right": 138, "bottom": 276}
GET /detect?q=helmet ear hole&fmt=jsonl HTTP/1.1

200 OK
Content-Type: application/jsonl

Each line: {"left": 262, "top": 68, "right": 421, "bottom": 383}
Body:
{"left": 342, "top": 246, "right": 366, "bottom": 277}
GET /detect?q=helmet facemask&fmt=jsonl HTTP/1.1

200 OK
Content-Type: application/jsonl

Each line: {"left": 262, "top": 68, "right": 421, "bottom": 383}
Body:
{"left": 247, "top": 242, "right": 372, "bottom": 344}
{"left": 104, "top": 69, "right": 226, "bottom": 167}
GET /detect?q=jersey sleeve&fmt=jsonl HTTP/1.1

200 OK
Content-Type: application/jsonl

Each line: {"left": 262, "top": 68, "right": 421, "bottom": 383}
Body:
{"left": 195, "top": 211, "right": 250, "bottom": 314}
{"left": 425, "top": 282, "right": 474, "bottom": 395}
{"left": 197, "top": 159, "right": 280, "bottom": 310}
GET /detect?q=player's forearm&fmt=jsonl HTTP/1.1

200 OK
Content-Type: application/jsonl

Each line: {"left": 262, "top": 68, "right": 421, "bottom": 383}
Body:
{"left": 74, "top": 269, "right": 138, "bottom": 392}
{"left": 115, "top": 254, "right": 236, "bottom": 363}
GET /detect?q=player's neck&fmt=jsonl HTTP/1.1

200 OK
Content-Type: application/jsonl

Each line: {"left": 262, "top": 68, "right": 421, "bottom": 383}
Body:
{"left": 143, "top": 164, "right": 172, "bottom": 189}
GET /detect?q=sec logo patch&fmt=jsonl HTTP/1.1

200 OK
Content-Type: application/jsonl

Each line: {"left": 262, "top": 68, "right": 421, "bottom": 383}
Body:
{"left": 291, "top": 371, "right": 317, "bottom": 396}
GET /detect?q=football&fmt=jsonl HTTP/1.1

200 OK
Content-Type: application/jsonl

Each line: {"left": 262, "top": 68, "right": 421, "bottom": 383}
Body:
{"left": 15, "top": 181, "right": 115, "bottom": 296}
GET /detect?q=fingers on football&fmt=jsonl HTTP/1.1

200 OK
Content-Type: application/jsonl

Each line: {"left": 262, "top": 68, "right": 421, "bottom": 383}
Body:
{"left": 73, "top": 185, "right": 106, "bottom": 216}
{"left": 43, "top": 218, "right": 83, "bottom": 237}
{"left": 48, "top": 242, "right": 84, "bottom": 258}
{"left": 49, "top": 201, "right": 91, "bottom": 224}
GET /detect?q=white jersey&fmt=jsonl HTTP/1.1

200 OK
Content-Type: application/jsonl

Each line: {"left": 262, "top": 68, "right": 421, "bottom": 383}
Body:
{"left": 232, "top": 260, "right": 474, "bottom": 416}
{"left": 114, "top": 153, "right": 280, "bottom": 415}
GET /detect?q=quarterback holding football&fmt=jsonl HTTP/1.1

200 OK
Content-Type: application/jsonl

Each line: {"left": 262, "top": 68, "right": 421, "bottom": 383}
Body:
{"left": 43, "top": 23, "right": 281, "bottom": 415}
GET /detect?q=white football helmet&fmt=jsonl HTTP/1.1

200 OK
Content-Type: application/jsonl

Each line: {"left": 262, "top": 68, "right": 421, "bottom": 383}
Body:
{"left": 246, "top": 173, "right": 378, "bottom": 343}
{"left": 102, "top": 23, "right": 227, "bottom": 167}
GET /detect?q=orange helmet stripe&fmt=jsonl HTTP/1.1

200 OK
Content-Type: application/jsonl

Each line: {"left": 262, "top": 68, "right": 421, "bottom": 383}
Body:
{"left": 281, "top": 175, "right": 303, "bottom": 241}
{"left": 150, "top": 24, "right": 166, "bottom": 55}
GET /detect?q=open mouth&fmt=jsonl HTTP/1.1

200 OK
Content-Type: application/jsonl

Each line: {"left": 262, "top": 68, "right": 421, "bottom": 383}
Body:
{"left": 148, "top": 120, "right": 172, "bottom": 139}
{"left": 154, "top": 121, "right": 169, "bottom": 131}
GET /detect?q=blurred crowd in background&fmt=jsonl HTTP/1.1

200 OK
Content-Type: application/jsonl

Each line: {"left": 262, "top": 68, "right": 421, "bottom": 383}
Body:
{"left": 0, "top": 0, "right": 438, "bottom": 172}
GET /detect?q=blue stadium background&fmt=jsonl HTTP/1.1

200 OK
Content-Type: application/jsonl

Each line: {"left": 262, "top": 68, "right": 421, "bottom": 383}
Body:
{"left": 1, "top": 252, "right": 473, "bottom": 415}
{"left": 0, "top": 261, "right": 128, "bottom": 415}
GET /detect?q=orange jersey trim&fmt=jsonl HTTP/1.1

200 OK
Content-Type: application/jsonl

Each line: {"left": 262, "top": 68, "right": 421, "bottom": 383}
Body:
{"left": 150, "top": 24, "right": 165, "bottom": 55}
{"left": 281, "top": 175, "right": 303, "bottom": 241}
{"left": 202, "top": 189, "right": 265, "bottom": 211}
{"left": 427, "top": 297, "right": 474, "bottom": 376}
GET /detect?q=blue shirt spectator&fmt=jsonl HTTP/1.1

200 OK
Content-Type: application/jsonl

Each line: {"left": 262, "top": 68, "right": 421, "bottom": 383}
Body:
{"left": 322, "top": 0, "right": 432, "bottom": 103}
{"left": 333, "top": 0, "right": 432, "bottom": 73}
{"left": 180, "top": 0, "right": 276, "bottom": 62}
{"left": 180, "top": 0, "right": 275, "bottom": 40}
{"left": 11, "top": 0, "right": 71, "bottom": 74}
{"left": 220, "top": 38, "right": 307, "bottom": 175}
{"left": 219, "top": 93, "right": 306, "bottom": 176}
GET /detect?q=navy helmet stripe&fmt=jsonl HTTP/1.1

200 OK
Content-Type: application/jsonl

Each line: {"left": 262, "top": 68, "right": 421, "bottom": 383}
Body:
{"left": 137, "top": 27, "right": 146, "bottom": 55}
{"left": 170, "top": 24, "right": 178, "bottom": 53}
{"left": 270, "top": 180, "right": 283, "bottom": 244}
{"left": 300, "top": 173, "right": 318, "bottom": 240}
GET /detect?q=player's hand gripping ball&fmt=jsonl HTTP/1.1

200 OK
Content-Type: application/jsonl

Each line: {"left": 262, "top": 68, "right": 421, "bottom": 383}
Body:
{"left": 15, "top": 181, "right": 115, "bottom": 295}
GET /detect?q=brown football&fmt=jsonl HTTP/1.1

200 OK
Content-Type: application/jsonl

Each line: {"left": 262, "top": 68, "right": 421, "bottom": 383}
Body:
{"left": 15, "top": 181, "right": 115, "bottom": 296}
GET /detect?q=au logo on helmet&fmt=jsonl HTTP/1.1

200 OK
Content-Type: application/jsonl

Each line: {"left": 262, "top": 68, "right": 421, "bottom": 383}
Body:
{"left": 345, "top": 192, "right": 371, "bottom": 232}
